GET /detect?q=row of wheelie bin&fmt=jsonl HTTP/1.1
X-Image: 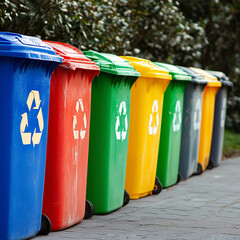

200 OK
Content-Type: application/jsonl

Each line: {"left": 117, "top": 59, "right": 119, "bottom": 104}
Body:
{"left": 0, "top": 32, "right": 232, "bottom": 240}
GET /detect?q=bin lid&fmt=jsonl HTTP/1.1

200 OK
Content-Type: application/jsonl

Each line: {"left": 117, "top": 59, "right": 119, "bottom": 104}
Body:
{"left": 120, "top": 56, "right": 172, "bottom": 79}
{"left": 83, "top": 50, "right": 140, "bottom": 76}
{"left": 207, "top": 70, "right": 233, "bottom": 88}
{"left": 177, "top": 66, "right": 208, "bottom": 84}
{"left": 44, "top": 41, "right": 100, "bottom": 71}
{"left": 0, "top": 32, "right": 62, "bottom": 63}
{"left": 154, "top": 62, "right": 192, "bottom": 81}
{"left": 190, "top": 67, "right": 222, "bottom": 87}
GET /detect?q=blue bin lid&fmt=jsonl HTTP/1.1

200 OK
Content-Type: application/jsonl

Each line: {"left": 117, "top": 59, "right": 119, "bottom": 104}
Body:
{"left": 177, "top": 66, "right": 208, "bottom": 85}
{"left": 207, "top": 70, "right": 233, "bottom": 88}
{"left": 0, "top": 32, "right": 62, "bottom": 63}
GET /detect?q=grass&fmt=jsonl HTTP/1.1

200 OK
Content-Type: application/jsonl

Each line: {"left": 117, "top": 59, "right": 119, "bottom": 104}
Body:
{"left": 223, "top": 129, "right": 240, "bottom": 158}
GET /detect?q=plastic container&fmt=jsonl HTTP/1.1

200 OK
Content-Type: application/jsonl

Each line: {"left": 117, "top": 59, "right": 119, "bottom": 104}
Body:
{"left": 191, "top": 67, "right": 221, "bottom": 173}
{"left": 121, "top": 56, "right": 172, "bottom": 199}
{"left": 207, "top": 71, "right": 233, "bottom": 168}
{"left": 83, "top": 51, "right": 140, "bottom": 214}
{"left": 42, "top": 42, "right": 100, "bottom": 231}
{"left": 0, "top": 32, "right": 61, "bottom": 240}
{"left": 177, "top": 67, "right": 207, "bottom": 180}
{"left": 154, "top": 63, "right": 191, "bottom": 188}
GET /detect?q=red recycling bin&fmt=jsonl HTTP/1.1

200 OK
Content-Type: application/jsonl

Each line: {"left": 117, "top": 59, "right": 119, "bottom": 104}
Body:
{"left": 42, "top": 41, "right": 100, "bottom": 231}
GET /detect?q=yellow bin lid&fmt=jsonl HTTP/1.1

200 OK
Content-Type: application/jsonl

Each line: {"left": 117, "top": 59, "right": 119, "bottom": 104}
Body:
{"left": 190, "top": 67, "right": 221, "bottom": 87}
{"left": 120, "top": 56, "right": 172, "bottom": 80}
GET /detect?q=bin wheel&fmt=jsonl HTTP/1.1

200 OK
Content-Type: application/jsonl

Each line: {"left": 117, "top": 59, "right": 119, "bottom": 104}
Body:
{"left": 195, "top": 163, "right": 203, "bottom": 175}
{"left": 84, "top": 200, "right": 94, "bottom": 219}
{"left": 152, "top": 177, "right": 162, "bottom": 195}
{"left": 123, "top": 190, "right": 130, "bottom": 207}
{"left": 37, "top": 214, "right": 51, "bottom": 236}
{"left": 207, "top": 160, "right": 214, "bottom": 170}
{"left": 177, "top": 173, "right": 182, "bottom": 183}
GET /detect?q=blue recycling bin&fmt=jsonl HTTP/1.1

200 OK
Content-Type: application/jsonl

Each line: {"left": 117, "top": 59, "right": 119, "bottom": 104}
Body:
{"left": 0, "top": 32, "right": 62, "bottom": 240}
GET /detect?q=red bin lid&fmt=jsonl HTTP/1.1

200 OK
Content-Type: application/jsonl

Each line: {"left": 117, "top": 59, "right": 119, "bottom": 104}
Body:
{"left": 43, "top": 40, "right": 100, "bottom": 71}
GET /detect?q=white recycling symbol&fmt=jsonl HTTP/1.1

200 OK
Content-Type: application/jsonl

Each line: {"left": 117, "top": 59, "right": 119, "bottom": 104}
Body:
{"left": 193, "top": 98, "right": 202, "bottom": 131}
{"left": 173, "top": 100, "right": 181, "bottom": 132}
{"left": 20, "top": 90, "right": 44, "bottom": 147}
{"left": 115, "top": 101, "right": 128, "bottom": 141}
{"left": 73, "top": 99, "right": 87, "bottom": 140}
{"left": 220, "top": 97, "right": 227, "bottom": 128}
{"left": 149, "top": 100, "right": 159, "bottom": 135}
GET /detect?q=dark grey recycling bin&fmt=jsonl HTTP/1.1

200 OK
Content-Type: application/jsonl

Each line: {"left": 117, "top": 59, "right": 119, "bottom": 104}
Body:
{"left": 207, "top": 71, "right": 233, "bottom": 168}
{"left": 177, "top": 66, "right": 208, "bottom": 180}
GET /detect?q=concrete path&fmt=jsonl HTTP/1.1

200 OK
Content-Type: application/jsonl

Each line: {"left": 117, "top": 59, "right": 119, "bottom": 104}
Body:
{"left": 37, "top": 157, "right": 240, "bottom": 240}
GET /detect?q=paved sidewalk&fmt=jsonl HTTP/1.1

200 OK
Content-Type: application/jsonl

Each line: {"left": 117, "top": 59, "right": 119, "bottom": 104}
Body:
{"left": 37, "top": 157, "right": 240, "bottom": 240}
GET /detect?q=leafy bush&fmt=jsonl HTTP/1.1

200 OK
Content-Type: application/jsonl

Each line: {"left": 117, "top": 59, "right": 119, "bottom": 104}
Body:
{"left": 0, "top": 0, "right": 239, "bottom": 131}
{"left": 0, "top": 0, "right": 206, "bottom": 64}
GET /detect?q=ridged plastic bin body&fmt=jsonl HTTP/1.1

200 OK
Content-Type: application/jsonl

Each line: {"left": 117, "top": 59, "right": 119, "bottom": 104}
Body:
{"left": 126, "top": 77, "right": 170, "bottom": 199}
{"left": 198, "top": 86, "right": 219, "bottom": 171}
{"left": 43, "top": 67, "right": 98, "bottom": 230}
{"left": 156, "top": 81, "right": 187, "bottom": 188}
{"left": 87, "top": 73, "right": 136, "bottom": 213}
{"left": 178, "top": 83, "right": 206, "bottom": 179}
{"left": 209, "top": 86, "right": 228, "bottom": 167}
{"left": 0, "top": 57, "right": 58, "bottom": 240}
{"left": 191, "top": 68, "right": 221, "bottom": 172}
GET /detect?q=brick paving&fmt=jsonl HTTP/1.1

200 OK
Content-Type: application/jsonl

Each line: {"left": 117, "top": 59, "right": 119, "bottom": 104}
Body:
{"left": 37, "top": 157, "right": 240, "bottom": 240}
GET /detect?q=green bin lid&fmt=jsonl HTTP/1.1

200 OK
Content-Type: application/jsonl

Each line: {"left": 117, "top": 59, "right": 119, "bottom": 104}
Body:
{"left": 83, "top": 50, "right": 140, "bottom": 77}
{"left": 154, "top": 62, "right": 192, "bottom": 81}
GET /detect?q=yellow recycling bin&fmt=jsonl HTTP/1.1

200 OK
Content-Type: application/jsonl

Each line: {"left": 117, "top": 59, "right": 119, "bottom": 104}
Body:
{"left": 191, "top": 68, "right": 221, "bottom": 174}
{"left": 121, "top": 56, "right": 171, "bottom": 199}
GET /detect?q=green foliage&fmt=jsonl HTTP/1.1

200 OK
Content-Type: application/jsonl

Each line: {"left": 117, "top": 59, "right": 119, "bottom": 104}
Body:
{"left": 179, "top": 0, "right": 240, "bottom": 132}
{"left": 116, "top": 0, "right": 207, "bottom": 64}
{"left": 0, "top": 0, "right": 239, "bottom": 131}
{"left": 223, "top": 130, "right": 240, "bottom": 158}
{"left": 0, "top": 0, "right": 206, "bottom": 64}
{"left": 0, "top": 0, "right": 86, "bottom": 44}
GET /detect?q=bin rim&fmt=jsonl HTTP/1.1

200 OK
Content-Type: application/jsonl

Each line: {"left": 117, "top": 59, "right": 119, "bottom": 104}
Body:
{"left": 190, "top": 67, "right": 222, "bottom": 87}
{"left": 207, "top": 70, "right": 233, "bottom": 88}
{"left": 154, "top": 62, "right": 192, "bottom": 81}
{"left": 0, "top": 32, "right": 62, "bottom": 63}
{"left": 120, "top": 56, "right": 172, "bottom": 80}
{"left": 176, "top": 66, "right": 208, "bottom": 85}
{"left": 44, "top": 41, "right": 100, "bottom": 71}
{"left": 83, "top": 50, "right": 140, "bottom": 77}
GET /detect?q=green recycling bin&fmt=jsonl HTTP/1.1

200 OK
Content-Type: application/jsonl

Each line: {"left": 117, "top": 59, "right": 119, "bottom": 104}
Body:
{"left": 83, "top": 50, "right": 140, "bottom": 214}
{"left": 154, "top": 63, "right": 191, "bottom": 188}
